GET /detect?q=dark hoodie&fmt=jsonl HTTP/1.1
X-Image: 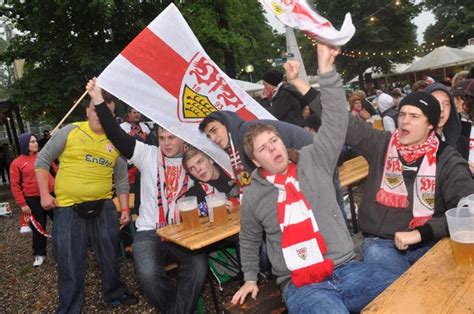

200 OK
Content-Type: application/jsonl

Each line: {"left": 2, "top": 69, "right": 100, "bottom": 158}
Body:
{"left": 19, "top": 133, "right": 33, "bottom": 155}
{"left": 425, "top": 83, "right": 469, "bottom": 160}
{"left": 204, "top": 110, "right": 313, "bottom": 172}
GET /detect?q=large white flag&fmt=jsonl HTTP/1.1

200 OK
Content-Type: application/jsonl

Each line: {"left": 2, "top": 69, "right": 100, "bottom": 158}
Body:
{"left": 97, "top": 4, "right": 274, "bottom": 174}
{"left": 261, "top": 0, "right": 355, "bottom": 46}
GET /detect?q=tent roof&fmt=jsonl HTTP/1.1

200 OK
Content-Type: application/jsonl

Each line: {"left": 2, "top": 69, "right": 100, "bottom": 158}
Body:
{"left": 403, "top": 46, "right": 474, "bottom": 73}
{"left": 232, "top": 79, "right": 263, "bottom": 92}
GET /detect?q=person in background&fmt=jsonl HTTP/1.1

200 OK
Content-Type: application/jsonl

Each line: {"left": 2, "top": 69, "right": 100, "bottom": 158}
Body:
{"left": 452, "top": 79, "right": 474, "bottom": 174}
{"left": 412, "top": 80, "right": 428, "bottom": 92}
{"left": 378, "top": 92, "right": 398, "bottom": 133}
{"left": 302, "top": 105, "right": 312, "bottom": 120}
{"left": 262, "top": 69, "right": 306, "bottom": 126}
{"left": 38, "top": 130, "right": 51, "bottom": 149}
{"left": 353, "top": 89, "right": 377, "bottom": 116}
{"left": 425, "top": 83, "right": 469, "bottom": 160}
{"left": 349, "top": 94, "right": 371, "bottom": 121}
{"left": 10, "top": 133, "right": 55, "bottom": 267}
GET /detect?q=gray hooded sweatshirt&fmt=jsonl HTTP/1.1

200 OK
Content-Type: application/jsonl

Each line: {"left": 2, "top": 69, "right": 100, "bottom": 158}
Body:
{"left": 239, "top": 69, "right": 353, "bottom": 291}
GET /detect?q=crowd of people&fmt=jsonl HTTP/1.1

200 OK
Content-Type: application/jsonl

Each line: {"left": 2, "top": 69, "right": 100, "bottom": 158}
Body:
{"left": 6, "top": 40, "right": 474, "bottom": 313}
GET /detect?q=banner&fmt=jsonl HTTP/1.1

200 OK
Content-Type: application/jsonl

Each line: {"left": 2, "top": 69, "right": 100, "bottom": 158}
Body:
{"left": 260, "top": 0, "right": 355, "bottom": 46}
{"left": 98, "top": 4, "right": 274, "bottom": 174}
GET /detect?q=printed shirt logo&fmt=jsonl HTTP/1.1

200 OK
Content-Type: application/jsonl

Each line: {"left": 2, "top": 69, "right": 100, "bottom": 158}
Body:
{"left": 105, "top": 143, "right": 115, "bottom": 154}
{"left": 296, "top": 247, "right": 307, "bottom": 260}
{"left": 416, "top": 175, "right": 436, "bottom": 209}
{"left": 178, "top": 52, "right": 244, "bottom": 122}
{"left": 385, "top": 157, "right": 403, "bottom": 189}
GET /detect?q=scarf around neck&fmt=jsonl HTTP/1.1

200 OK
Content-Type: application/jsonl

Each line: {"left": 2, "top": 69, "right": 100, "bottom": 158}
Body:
{"left": 263, "top": 162, "right": 333, "bottom": 287}
{"left": 376, "top": 130, "right": 439, "bottom": 229}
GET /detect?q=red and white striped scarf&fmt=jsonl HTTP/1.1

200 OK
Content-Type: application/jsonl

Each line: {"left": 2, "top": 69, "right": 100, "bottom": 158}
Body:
{"left": 263, "top": 162, "right": 333, "bottom": 287}
{"left": 376, "top": 130, "right": 439, "bottom": 229}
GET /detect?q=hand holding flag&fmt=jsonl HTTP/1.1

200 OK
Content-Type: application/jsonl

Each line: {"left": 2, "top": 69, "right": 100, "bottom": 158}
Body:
{"left": 261, "top": 0, "right": 355, "bottom": 46}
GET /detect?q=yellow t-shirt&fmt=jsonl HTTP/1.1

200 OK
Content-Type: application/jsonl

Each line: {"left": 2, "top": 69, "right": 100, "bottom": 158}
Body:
{"left": 55, "top": 121, "right": 120, "bottom": 206}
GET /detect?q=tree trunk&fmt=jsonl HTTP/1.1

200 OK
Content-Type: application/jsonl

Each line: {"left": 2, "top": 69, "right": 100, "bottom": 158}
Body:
{"left": 215, "top": 0, "right": 236, "bottom": 78}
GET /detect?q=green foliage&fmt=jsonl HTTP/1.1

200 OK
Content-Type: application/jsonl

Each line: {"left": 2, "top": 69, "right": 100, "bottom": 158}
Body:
{"left": 299, "top": 0, "right": 420, "bottom": 83}
{"left": 0, "top": 0, "right": 279, "bottom": 122}
{"left": 423, "top": 0, "right": 474, "bottom": 47}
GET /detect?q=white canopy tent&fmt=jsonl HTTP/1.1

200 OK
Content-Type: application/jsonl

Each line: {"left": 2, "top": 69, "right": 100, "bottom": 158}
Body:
{"left": 402, "top": 46, "right": 474, "bottom": 78}
{"left": 232, "top": 79, "right": 263, "bottom": 93}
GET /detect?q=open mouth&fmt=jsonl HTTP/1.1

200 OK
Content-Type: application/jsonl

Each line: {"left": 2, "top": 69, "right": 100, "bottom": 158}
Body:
{"left": 400, "top": 129, "right": 409, "bottom": 137}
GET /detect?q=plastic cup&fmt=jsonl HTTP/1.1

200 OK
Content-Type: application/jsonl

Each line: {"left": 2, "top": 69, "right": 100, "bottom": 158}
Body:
{"left": 177, "top": 196, "right": 200, "bottom": 229}
{"left": 457, "top": 194, "right": 474, "bottom": 213}
{"left": 205, "top": 192, "right": 228, "bottom": 225}
{"left": 445, "top": 207, "right": 474, "bottom": 267}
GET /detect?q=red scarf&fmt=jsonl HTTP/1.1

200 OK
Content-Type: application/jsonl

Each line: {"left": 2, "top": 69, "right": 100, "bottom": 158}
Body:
{"left": 376, "top": 130, "right": 439, "bottom": 228}
{"left": 263, "top": 163, "right": 333, "bottom": 287}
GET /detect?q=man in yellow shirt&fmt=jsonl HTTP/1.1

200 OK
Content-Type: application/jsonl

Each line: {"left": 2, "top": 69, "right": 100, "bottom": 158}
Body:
{"left": 35, "top": 94, "right": 138, "bottom": 312}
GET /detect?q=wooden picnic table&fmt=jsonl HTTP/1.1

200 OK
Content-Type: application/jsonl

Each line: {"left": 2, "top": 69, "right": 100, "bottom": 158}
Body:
{"left": 363, "top": 237, "right": 474, "bottom": 313}
{"left": 338, "top": 156, "right": 369, "bottom": 233}
{"left": 156, "top": 211, "right": 241, "bottom": 250}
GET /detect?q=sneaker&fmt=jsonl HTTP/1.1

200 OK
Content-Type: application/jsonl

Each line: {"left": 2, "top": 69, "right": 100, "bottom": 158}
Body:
{"left": 20, "top": 226, "right": 32, "bottom": 234}
{"left": 108, "top": 293, "right": 138, "bottom": 306}
{"left": 33, "top": 255, "right": 45, "bottom": 267}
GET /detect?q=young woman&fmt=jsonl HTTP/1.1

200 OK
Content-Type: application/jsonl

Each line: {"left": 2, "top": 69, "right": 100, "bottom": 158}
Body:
{"left": 10, "top": 133, "right": 55, "bottom": 266}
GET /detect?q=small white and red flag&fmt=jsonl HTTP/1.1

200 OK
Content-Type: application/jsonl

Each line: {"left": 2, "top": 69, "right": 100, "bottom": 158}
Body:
{"left": 261, "top": 0, "right": 355, "bottom": 46}
{"left": 97, "top": 4, "right": 274, "bottom": 174}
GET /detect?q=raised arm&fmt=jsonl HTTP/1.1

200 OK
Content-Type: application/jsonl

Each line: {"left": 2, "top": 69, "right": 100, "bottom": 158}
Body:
{"left": 86, "top": 78, "right": 136, "bottom": 159}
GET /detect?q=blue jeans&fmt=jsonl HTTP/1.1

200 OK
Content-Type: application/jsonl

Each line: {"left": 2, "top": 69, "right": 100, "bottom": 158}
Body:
{"left": 52, "top": 200, "right": 127, "bottom": 314}
{"left": 283, "top": 260, "right": 397, "bottom": 313}
{"left": 361, "top": 237, "right": 434, "bottom": 276}
{"left": 133, "top": 230, "right": 208, "bottom": 314}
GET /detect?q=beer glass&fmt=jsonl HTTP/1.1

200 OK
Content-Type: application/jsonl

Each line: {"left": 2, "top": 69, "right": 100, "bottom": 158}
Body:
{"left": 177, "top": 196, "right": 200, "bottom": 229}
{"left": 205, "top": 192, "right": 228, "bottom": 225}
{"left": 445, "top": 207, "right": 474, "bottom": 267}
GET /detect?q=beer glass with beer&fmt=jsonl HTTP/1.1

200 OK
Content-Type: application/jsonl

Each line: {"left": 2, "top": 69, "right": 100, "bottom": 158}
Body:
{"left": 373, "top": 115, "right": 384, "bottom": 130}
{"left": 178, "top": 196, "right": 200, "bottom": 229}
{"left": 205, "top": 192, "right": 228, "bottom": 226}
{"left": 445, "top": 206, "right": 474, "bottom": 267}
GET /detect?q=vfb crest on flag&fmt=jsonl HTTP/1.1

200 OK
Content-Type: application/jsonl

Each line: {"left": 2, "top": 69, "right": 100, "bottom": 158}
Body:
{"left": 179, "top": 53, "right": 244, "bottom": 122}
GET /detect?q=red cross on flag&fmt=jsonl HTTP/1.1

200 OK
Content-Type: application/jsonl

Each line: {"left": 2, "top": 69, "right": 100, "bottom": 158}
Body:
{"left": 97, "top": 4, "right": 274, "bottom": 174}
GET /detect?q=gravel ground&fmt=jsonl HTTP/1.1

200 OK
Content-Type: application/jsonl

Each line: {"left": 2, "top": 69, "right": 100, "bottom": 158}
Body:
{"left": 0, "top": 183, "right": 364, "bottom": 313}
{"left": 0, "top": 184, "right": 241, "bottom": 313}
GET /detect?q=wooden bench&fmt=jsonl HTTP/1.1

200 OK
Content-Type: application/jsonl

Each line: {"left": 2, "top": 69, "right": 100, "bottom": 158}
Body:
{"left": 224, "top": 280, "right": 286, "bottom": 314}
{"left": 338, "top": 156, "right": 369, "bottom": 233}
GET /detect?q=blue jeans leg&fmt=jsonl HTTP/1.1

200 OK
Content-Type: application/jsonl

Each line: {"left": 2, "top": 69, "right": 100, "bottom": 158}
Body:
{"left": 362, "top": 237, "right": 434, "bottom": 276}
{"left": 283, "top": 260, "right": 397, "bottom": 314}
{"left": 334, "top": 260, "right": 397, "bottom": 312}
{"left": 52, "top": 206, "right": 89, "bottom": 314}
{"left": 284, "top": 280, "right": 348, "bottom": 314}
{"left": 168, "top": 243, "right": 208, "bottom": 314}
{"left": 87, "top": 200, "right": 127, "bottom": 301}
{"left": 133, "top": 230, "right": 174, "bottom": 312}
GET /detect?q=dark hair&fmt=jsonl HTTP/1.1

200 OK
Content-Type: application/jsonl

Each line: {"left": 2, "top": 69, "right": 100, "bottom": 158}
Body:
{"left": 389, "top": 90, "right": 402, "bottom": 98}
{"left": 412, "top": 80, "right": 428, "bottom": 92}
{"left": 199, "top": 115, "right": 224, "bottom": 132}
{"left": 102, "top": 89, "right": 116, "bottom": 104}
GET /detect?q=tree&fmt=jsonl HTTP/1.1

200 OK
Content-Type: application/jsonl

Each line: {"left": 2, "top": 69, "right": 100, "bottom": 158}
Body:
{"left": 423, "top": 0, "right": 474, "bottom": 47}
{"left": 297, "top": 0, "right": 420, "bottom": 86}
{"left": 0, "top": 0, "right": 280, "bottom": 123}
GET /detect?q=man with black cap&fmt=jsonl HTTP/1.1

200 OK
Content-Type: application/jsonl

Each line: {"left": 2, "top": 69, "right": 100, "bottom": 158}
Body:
{"left": 286, "top": 61, "right": 474, "bottom": 277}
{"left": 262, "top": 69, "right": 306, "bottom": 126}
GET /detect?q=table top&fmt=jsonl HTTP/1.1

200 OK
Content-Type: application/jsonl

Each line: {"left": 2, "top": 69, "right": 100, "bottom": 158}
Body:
{"left": 362, "top": 237, "right": 474, "bottom": 313}
{"left": 338, "top": 156, "right": 369, "bottom": 187}
{"left": 157, "top": 211, "right": 241, "bottom": 250}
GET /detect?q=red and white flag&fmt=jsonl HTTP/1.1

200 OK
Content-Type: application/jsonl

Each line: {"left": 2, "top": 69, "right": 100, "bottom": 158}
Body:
{"left": 97, "top": 4, "right": 274, "bottom": 174}
{"left": 261, "top": 0, "right": 355, "bottom": 46}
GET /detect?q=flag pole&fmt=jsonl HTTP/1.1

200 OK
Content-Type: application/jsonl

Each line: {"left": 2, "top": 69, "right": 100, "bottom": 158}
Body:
{"left": 51, "top": 90, "right": 88, "bottom": 135}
